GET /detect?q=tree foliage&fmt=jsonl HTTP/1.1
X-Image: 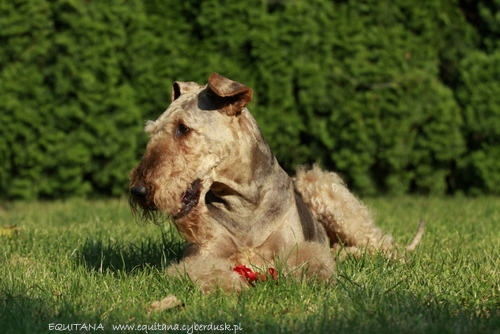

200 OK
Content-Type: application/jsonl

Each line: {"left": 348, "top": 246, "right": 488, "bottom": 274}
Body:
{"left": 0, "top": 0, "right": 498, "bottom": 199}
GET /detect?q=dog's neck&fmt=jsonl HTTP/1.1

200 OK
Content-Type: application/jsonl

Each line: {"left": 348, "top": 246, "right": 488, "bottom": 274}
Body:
{"left": 206, "top": 163, "right": 294, "bottom": 234}
{"left": 205, "top": 123, "right": 295, "bottom": 234}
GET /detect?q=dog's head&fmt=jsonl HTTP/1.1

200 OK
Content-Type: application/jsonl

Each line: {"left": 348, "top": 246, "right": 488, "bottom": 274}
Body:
{"left": 129, "top": 73, "right": 261, "bottom": 242}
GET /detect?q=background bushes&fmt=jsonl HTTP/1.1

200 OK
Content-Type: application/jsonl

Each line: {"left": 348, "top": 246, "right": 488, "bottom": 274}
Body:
{"left": 0, "top": 0, "right": 499, "bottom": 199}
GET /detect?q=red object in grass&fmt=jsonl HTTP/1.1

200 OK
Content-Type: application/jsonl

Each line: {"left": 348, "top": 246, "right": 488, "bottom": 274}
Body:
{"left": 233, "top": 265, "right": 278, "bottom": 286}
{"left": 268, "top": 267, "right": 278, "bottom": 281}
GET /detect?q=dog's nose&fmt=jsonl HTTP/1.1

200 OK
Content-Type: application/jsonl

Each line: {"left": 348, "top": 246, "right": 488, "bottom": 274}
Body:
{"left": 130, "top": 184, "right": 148, "bottom": 199}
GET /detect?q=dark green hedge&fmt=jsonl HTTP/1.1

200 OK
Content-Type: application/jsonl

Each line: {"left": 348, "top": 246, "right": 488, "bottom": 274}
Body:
{"left": 0, "top": 0, "right": 498, "bottom": 199}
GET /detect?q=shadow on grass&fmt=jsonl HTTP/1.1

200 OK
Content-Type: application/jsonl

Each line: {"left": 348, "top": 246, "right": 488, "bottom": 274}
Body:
{"left": 0, "top": 284, "right": 138, "bottom": 333}
{"left": 77, "top": 231, "right": 185, "bottom": 274}
{"left": 1, "top": 287, "right": 498, "bottom": 334}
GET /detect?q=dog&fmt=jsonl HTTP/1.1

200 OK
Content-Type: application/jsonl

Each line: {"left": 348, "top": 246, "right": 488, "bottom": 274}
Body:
{"left": 129, "top": 73, "right": 424, "bottom": 292}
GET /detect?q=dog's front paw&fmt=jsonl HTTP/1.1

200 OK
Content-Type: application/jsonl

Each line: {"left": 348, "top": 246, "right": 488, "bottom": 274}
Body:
{"left": 167, "top": 257, "right": 248, "bottom": 293}
{"left": 196, "top": 270, "right": 248, "bottom": 293}
{"left": 281, "top": 242, "right": 336, "bottom": 282}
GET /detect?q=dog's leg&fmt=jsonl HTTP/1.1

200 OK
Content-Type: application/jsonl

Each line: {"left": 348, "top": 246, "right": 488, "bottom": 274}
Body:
{"left": 279, "top": 241, "right": 336, "bottom": 281}
{"left": 293, "top": 165, "right": 395, "bottom": 255}
{"left": 167, "top": 255, "right": 248, "bottom": 293}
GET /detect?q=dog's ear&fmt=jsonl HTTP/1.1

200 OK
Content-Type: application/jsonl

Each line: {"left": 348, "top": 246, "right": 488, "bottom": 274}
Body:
{"left": 206, "top": 73, "right": 253, "bottom": 116}
{"left": 172, "top": 81, "right": 204, "bottom": 102}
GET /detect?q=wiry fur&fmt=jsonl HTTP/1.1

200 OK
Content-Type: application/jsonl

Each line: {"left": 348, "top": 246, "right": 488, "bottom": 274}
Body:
{"left": 294, "top": 165, "right": 394, "bottom": 258}
{"left": 129, "top": 73, "right": 424, "bottom": 293}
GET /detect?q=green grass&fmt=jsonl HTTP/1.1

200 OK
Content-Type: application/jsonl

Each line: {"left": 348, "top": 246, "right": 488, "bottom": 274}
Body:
{"left": 0, "top": 197, "right": 499, "bottom": 333}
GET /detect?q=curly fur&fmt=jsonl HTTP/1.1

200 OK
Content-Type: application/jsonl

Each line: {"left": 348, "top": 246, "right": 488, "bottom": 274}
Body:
{"left": 129, "top": 73, "right": 424, "bottom": 293}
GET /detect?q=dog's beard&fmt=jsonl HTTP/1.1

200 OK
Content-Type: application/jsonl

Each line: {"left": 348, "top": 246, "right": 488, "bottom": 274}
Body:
{"left": 129, "top": 195, "right": 166, "bottom": 225}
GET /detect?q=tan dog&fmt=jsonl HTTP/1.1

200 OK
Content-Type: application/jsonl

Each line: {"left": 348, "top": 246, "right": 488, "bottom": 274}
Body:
{"left": 129, "top": 73, "right": 424, "bottom": 292}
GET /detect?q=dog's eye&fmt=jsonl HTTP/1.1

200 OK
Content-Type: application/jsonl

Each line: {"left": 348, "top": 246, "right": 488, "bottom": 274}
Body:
{"left": 175, "top": 123, "right": 191, "bottom": 137}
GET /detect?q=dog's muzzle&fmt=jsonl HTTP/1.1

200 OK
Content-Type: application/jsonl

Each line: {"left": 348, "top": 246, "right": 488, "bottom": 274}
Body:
{"left": 129, "top": 179, "right": 202, "bottom": 219}
{"left": 130, "top": 184, "right": 148, "bottom": 199}
{"left": 129, "top": 183, "right": 158, "bottom": 212}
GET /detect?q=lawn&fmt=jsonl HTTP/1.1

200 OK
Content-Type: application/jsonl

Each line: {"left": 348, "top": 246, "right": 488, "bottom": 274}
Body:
{"left": 0, "top": 197, "right": 499, "bottom": 333}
